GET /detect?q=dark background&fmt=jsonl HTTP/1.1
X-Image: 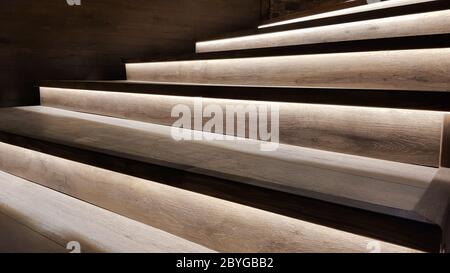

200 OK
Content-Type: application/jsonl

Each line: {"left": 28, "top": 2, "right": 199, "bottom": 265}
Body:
{"left": 0, "top": 0, "right": 262, "bottom": 107}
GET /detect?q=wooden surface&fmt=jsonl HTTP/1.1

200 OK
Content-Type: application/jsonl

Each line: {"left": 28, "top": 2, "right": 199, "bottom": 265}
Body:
{"left": 196, "top": 10, "right": 450, "bottom": 53}
{"left": 0, "top": 144, "right": 422, "bottom": 253}
{"left": 39, "top": 79, "right": 450, "bottom": 111}
{"left": 40, "top": 86, "right": 443, "bottom": 167}
{"left": 0, "top": 212, "right": 66, "bottom": 253}
{"left": 126, "top": 48, "right": 450, "bottom": 92}
{"left": 0, "top": 170, "right": 212, "bottom": 253}
{"left": 204, "top": 0, "right": 448, "bottom": 40}
{"left": 441, "top": 115, "right": 450, "bottom": 168}
{"left": 0, "top": 129, "right": 441, "bottom": 252}
{"left": 0, "top": 106, "right": 438, "bottom": 214}
{"left": 0, "top": 0, "right": 260, "bottom": 107}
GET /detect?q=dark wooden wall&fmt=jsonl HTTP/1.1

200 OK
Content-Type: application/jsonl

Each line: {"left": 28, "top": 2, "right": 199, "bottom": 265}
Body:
{"left": 0, "top": 0, "right": 261, "bottom": 107}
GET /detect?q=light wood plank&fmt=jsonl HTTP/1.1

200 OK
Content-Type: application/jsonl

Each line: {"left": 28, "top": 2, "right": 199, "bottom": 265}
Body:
{"left": 0, "top": 106, "right": 438, "bottom": 215}
{"left": 0, "top": 144, "right": 420, "bottom": 253}
{"left": 197, "top": 10, "right": 450, "bottom": 53}
{"left": 41, "top": 87, "right": 443, "bottom": 166}
{"left": 126, "top": 48, "right": 450, "bottom": 92}
{"left": 0, "top": 170, "right": 213, "bottom": 253}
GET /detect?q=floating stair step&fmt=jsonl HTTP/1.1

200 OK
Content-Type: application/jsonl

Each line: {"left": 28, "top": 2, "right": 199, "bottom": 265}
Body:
{"left": 0, "top": 170, "right": 212, "bottom": 253}
{"left": 0, "top": 212, "right": 66, "bottom": 253}
{"left": 203, "top": 0, "right": 446, "bottom": 43}
{"left": 39, "top": 81, "right": 444, "bottom": 167}
{"left": 196, "top": 9, "right": 450, "bottom": 53}
{"left": 0, "top": 145, "right": 423, "bottom": 253}
{"left": 128, "top": 33, "right": 450, "bottom": 63}
{"left": 0, "top": 106, "right": 445, "bottom": 251}
{"left": 126, "top": 48, "right": 450, "bottom": 92}
{"left": 40, "top": 80, "right": 450, "bottom": 111}
{"left": 259, "top": 0, "right": 444, "bottom": 30}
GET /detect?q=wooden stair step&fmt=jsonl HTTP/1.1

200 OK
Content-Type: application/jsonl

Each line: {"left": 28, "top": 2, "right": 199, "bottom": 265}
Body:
{"left": 0, "top": 170, "right": 213, "bottom": 253}
{"left": 0, "top": 141, "right": 426, "bottom": 253}
{"left": 39, "top": 80, "right": 450, "bottom": 111}
{"left": 0, "top": 106, "right": 445, "bottom": 252}
{"left": 39, "top": 81, "right": 444, "bottom": 167}
{"left": 196, "top": 9, "right": 450, "bottom": 53}
{"left": 204, "top": 0, "right": 446, "bottom": 41}
{"left": 126, "top": 48, "right": 450, "bottom": 92}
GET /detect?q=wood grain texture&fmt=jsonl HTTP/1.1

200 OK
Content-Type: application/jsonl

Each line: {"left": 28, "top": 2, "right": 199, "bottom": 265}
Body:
{"left": 0, "top": 143, "right": 421, "bottom": 253}
{"left": 126, "top": 48, "right": 450, "bottom": 92}
{"left": 0, "top": 0, "right": 260, "bottom": 107}
{"left": 196, "top": 10, "right": 450, "bottom": 53}
{"left": 0, "top": 170, "right": 212, "bottom": 253}
{"left": 206, "top": 0, "right": 448, "bottom": 41}
{"left": 0, "top": 106, "right": 438, "bottom": 214}
{"left": 0, "top": 130, "right": 441, "bottom": 252}
{"left": 41, "top": 86, "right": 443, "bottom": 166}
{"left": 441, "top": 115, "right": 450, "bottom": 168}
{"left": 40, "top": 79, "right": 450, "bottom": 111}
{"left": 0, "top": 212, "right": 66, "bottom": 253}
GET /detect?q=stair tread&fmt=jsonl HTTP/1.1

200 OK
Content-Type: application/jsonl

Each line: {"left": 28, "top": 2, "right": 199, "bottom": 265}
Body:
{"left": 198, "top": 0, "right": 446, "bottom": 44}
{"left": 259, "top": 0, "right": 438, "bottom": 30}
{"left": 125, "top": 48, "right": 450, "bottom": 92}
{"left": 40, "top": 80, "right": 450, "bottom": 111}
{"left": 0, "top": 170, "right": 212, "bottom": 253}
{"left": 196, "top": 9, "right": 450, "bottom": 53}
{"left": 0, "top": 146, "right": 424, "bottom": 253}
{"left": 0, "top": 106, "right": 439, "bottom": 221}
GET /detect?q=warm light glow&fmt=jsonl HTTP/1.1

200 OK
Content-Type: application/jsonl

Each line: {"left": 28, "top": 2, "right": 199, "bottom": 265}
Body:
{"left": 258, "top": 0, "right": 435, "bottom": 29}
{"left": 126, "top": 48, "right": 450, "bottom": 91}
{"left": 0, "top": 142, "right": 422, "bottom": 252}
{"left": 196, "top": 10, "right": 450, "bottom": 53}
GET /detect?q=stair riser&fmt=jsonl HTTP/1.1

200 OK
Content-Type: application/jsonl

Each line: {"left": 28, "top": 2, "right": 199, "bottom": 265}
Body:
{"left": 41, "top": 87, "right": 443, "bottom": 167}
{"left": 197, "top": 10, "right": 450, "bottom": 53}
{"left": 0, "top": 141, "right": 420, "bottom": 253}
{"left": 126, "top": 48, "right": 450, "bottom": 92}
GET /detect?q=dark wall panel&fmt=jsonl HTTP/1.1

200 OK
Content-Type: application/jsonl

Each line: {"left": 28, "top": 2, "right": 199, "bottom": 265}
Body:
{"left": 0, "top": 0, "right": 261, "bottom": 107}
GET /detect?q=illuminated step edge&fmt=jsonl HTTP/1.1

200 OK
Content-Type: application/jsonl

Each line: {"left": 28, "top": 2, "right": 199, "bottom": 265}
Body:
{"left": 40, "top": 86, "right": 443, "bottom": 167}
{"left": 126, "top": 48, "right": 450, "bottom": 92}
{"left": 259, "top": 0, "right": 435, "bottom": 29}
{"left": 0, "top": 170, "right": 213, "bottom": 253}
{"left": 0, "top": 144, "right": 423, "bottom": 253}
{"left": 0, "top": 106, "right": 439, "bottom": 218}
{"left": 196, "top": 10, "right": 450, "bottom": 53}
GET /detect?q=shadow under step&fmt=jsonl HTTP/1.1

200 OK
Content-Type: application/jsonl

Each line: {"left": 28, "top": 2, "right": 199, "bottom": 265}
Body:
{"left": 0, "top": 106, "right": 444, "bottom": 252}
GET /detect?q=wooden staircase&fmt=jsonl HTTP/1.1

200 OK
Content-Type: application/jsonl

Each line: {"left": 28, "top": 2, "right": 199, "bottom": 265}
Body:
{"left": 1, "top": 0, "right": 449, "bottom": 253}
